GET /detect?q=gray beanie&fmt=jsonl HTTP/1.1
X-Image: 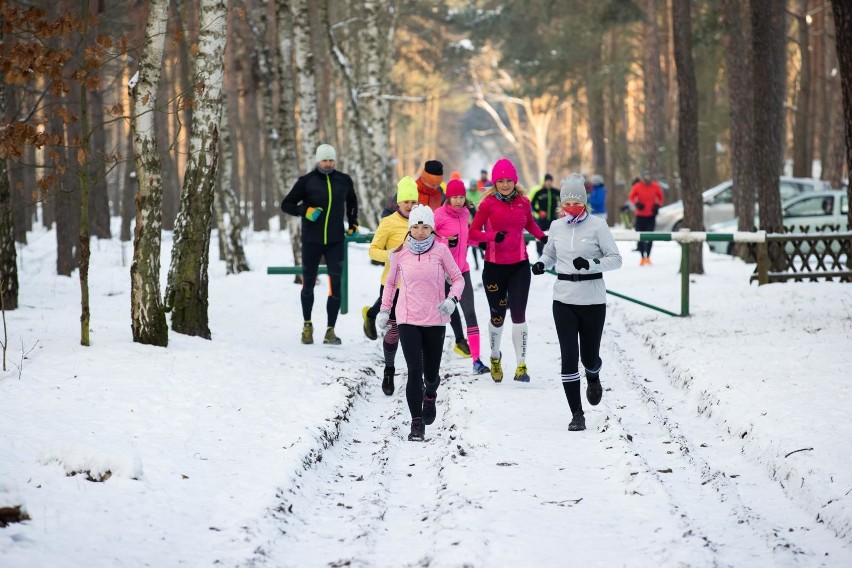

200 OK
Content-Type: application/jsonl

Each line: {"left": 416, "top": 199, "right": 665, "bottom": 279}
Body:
{"left": 560, "top": 173, "right": 587, "bottom": 204}
{"left": 315, "top": 144, "right": 337, "bottom": 162}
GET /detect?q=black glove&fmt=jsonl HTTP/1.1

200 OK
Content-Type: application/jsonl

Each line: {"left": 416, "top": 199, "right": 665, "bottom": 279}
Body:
{"left": 539, "top": 235, "right": 548, "bottom": 246}
{"left": 572, "top": 257, "right": 590, "bottom": 270}
{"left": 478, "top": 242, "right": 487, "bottom": 251}
{"left": 531, "top": 262, "right": 545, "bottom": 275}
{"left": 346, "top": 224, "right": 359, "bottom": 235}
{"left": 652, "top": 204, "right": 660, "bottom": 215}
{"left": 494, "top": 231, "right": 507, "bottom": 243}
{"left": 447, "top": 235, "right": 459, "bottom": 248}
{"left": 635, "top": 202, "right": 645, "bottom": 211}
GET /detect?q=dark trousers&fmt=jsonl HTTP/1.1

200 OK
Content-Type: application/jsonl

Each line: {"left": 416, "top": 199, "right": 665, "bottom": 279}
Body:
{"left": 398, "top": 325, "right": 446, "bottom": 419}
{"left": 552, "top": 302, "right": 606, "bottom": 376}
{"left": 481, "top": 260, "right": 531, "bottom": 326}
{"left": 535, "top": 219, "right": 549, "bottom": 255}
{"left": 634, "top": 216, "right": 656, "bottom": 257}
{"left": 300, "top": 240, "right": 344, "bottom": 327}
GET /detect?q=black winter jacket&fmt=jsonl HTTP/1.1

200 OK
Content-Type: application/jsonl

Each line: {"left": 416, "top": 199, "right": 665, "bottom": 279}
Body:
{"left": 281, "top": 169, "right": 359, "bottom": 245}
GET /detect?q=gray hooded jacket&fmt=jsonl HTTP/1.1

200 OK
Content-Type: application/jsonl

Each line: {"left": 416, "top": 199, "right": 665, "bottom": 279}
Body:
{"left": 539, "top": 214, "right": 622, "bottom": 305}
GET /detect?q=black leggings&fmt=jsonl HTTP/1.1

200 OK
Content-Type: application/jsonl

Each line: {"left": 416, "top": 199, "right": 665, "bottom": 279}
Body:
{"left": 482, "top": 260, "right": 531, "bottom": 326}
{"left": 398, "top": 325, "right": 446, "bottom": 419}
{"left": 552, "top": 302, "right": 606, "bottom": 375}
{"left": 634, "top": 216, "right": 656, "bottom": 257}
{"left": 446, "top": 272, "right": 477, "bottom": 342}
{"left": 300, "top": 240, "right": 344, "bottom": 327}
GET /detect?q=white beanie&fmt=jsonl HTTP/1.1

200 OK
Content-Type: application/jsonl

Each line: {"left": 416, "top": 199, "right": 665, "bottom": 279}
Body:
{"left": 408, "top": 204, "right": 435, "bottom": 229}
{"left": 560, "top": 173, "right": 587, "bottom": 204}
{"left": 315, "top": 144, "right": 336, "bottom": 162}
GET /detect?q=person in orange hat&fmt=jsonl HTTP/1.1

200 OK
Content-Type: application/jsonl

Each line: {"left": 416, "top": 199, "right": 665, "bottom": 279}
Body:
{"left": 417, "top": 160, "right": 445, "bottom": 210}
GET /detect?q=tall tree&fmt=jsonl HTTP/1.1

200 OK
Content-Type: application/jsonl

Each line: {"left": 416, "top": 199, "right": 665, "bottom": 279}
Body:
{"left": 643, "top": 0, "right": 667, "bottom": 181}
{"left": 751, "top": 0, "right": 786, "bottom": 239}
{"left": 164, "top": 0, "right": 228, "bottom": 339}
{"left": 721, "top": 0, "right": 756, "bottom": 259}
{"left": 0, "top": 79, "right": 18, "bottom": 311}
{"left": 291, "top": 0, "right": 320, "bottom": 171}
{"left": 672, "top": 0, "right": 703, "bottom": 273}
{"left": 130, "top": 0, "right": 170, "bottom": 347}
{"left": 831, "top": 0, "right": 852, "bottom": 228}
{"left": 791, "top": 0, "right": 813, "bottom": 178}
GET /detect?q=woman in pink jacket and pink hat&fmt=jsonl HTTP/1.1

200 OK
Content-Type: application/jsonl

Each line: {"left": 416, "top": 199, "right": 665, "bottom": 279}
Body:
{"left": 469, "top": 158, "right": 547, "bottom": 383}
{"left": 434, "top": 179, "right": 490, "bottom": 375}
{"left": 377, "top": 205, "right": 465, "bottom": 441}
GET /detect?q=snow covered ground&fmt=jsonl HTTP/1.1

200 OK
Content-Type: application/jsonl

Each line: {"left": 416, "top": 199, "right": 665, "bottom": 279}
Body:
{"left": 1, "top": 221, "right": 851, "bottom": 567}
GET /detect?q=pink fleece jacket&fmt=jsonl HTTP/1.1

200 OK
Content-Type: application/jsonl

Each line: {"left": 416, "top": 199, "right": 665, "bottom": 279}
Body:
{"left": 434, "top": 203, "right": 479, "bottom": 273}
{"left": 381, "top": 241, "right": 464, "bottom": 326}
{"left": 469, "top": 193, "right": 545, "bottom": 264}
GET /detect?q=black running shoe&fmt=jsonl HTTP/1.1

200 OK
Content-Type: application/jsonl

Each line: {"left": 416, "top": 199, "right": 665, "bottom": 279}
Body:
{"left": 586, "top": 377, "right": 602, "bottom": 406}
{"left": 568, "top": 411, "right": 586, "bottom": 431}
{"left": 382, "top": 366, "right": 395, "bottom": 396}
{"left": 408, "top": 417, "right": 425, "bottom": 441}
{"left": 422, "top": 393, "right": 437, "bottom": 425}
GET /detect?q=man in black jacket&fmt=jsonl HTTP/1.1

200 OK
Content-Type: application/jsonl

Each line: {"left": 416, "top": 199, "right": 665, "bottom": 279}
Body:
{"left": 281, "top": 144, "right": 359, "bottom": 345}
{"left": 530, "top": 173, "right": 560, "bottom": 254}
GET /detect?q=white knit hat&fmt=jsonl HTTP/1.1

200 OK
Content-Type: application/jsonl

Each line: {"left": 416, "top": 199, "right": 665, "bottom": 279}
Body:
{"left": 408, "top": 204, "right": 435, "bottom": 229}
{"left": 560, "top": 173, "right": 587, "bottom": 204}
{"left": 315, "top": 144, "right": 336, "bottom": 162}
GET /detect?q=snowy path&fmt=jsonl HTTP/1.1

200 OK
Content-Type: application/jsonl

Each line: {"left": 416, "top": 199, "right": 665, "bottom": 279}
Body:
{"left": 241, "top": 306, "right": 852, "bottom": 567}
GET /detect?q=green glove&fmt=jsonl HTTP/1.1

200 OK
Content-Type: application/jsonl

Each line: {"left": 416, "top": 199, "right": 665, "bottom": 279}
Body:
{"left": 305, "top": 206, "right": 323, "bottom": 222}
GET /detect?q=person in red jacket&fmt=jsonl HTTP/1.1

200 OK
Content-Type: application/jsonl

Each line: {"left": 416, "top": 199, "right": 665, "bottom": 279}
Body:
{"left": 417, "top": 160, "right": 445, "bottom": 210}
{"left": 628, "top": 169, "right": 665, "bottom": 265}
{"left": 469, "top": 158, "right": 548, "bottom": 383}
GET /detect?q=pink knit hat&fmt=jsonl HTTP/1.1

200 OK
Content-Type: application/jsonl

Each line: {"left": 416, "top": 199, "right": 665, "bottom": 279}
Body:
{"left": 445, "top": 179, "right": 466, "bottom": 198}
{"left": 491, "top": 158, "right": 518, "bottom": 185}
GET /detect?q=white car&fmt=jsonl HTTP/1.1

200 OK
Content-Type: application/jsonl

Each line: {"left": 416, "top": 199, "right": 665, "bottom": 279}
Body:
{"left": 707, "top": 190, "right": 849, "bottom": 254}
{"left": 654, "top": 177, "right": 831, "bottom": 233}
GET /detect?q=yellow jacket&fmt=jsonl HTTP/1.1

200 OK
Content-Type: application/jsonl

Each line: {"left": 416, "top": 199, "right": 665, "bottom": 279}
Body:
{"left": 369, "top": 211, "right": 410, "bottom": 285}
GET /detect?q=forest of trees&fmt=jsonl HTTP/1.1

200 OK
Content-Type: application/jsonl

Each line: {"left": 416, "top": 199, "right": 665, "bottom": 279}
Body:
{"left": 1, "top": 0, "right": 851, "bottom": 346}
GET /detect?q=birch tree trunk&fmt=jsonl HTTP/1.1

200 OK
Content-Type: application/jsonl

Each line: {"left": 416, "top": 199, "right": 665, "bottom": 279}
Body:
{"left": 327, "top": 0, "right": 396, "bottom": 224}
{"left": 672, "top": 0, "right": 704, "bottom": 274}
{"left": 0, "top": 79, "right": 18, "bottom": 311}
{"left": 164, "top": 0, "right": 228, "bottom": 339}
{"left": 275, "top": 0, "right": 304, "bottom": 269}
{"left": 129, "top": 0, "right": 170, "bottom": 347}
{"left": 291, "top": 0, "right": 320, "bottom": 171}
{"left": 218, "top": 93, "right": 249, "bottom": 274}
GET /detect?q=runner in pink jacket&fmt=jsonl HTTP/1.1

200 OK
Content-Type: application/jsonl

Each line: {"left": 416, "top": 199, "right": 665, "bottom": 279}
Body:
{"left": 434, "top": 179, "right": 490, "bottom": 375}
{"left": 377, "top": 205, "right": 464, "bottom": 441}
{"left": 468, "top": 158, "right": 548, "bottom": 384}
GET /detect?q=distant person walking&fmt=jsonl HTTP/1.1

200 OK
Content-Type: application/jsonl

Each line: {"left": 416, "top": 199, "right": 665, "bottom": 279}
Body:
{"left": 363, "top": 176, "right": 420, "bottom": 395}
{"left": 629, "top": 169, "right": 664, "bottom": 265}
{"left": 530, "top": 173, "right": 560, "bottom": 254}
{"left": 435, "top": 179, "right": 490, "bottom": 375}
{"left": 588, "top": 174, "right": 607, "bottom": 222}
{"left": 532, "top": 173, "right": 622, "bottom": 431}
{"left": 469, "top": 158, "right": 548, "bottom": 383}
{"left": 281, "top": 143, "right": 358, "bottom": 345}
{"left": 376, "top": 205, "right": 464, "bottom": 441}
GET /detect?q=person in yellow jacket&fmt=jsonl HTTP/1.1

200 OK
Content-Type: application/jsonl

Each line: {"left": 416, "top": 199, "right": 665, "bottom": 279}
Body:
{"left": 363, "top": 176, "right": 419, "bottom": 396}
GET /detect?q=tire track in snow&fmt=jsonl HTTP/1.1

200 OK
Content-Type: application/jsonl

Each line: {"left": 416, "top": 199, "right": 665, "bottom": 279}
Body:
{"left": 602, "top": 308, "right": 851, "bottom": 566}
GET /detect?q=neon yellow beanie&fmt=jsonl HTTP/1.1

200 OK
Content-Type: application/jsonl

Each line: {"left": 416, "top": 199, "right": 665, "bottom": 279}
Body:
{"left": 397, "top": 176, "right": 418, "bottom": 202}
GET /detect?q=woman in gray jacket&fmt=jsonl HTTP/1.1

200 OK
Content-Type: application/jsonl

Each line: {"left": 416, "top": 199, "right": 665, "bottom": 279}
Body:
{"left": 532, "top": 173, "right": 622, "bottom": 431}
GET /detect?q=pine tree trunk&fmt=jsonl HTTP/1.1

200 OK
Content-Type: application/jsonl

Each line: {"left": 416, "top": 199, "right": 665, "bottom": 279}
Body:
{"left": 588, "top": 40, "right": 607, "bottom": 179}
{"left": 643, "top": 0, "right": 667, "bottom": 182}
{"left": 89, "top": 87, "right": 111, "bottom": 239}
{"left": 831, "top": 0, "right": 852, "bottom": 229}
{"left": 129, "top": 0, "right": 170, "bottom": 347}
{"left": 672, "top": 0, "right": 704, "bottom": 274}
{"left": 792, "top": 0, "right": 813, "bottom": 178}
{"left": 78, "top": 0, "right": 92, "bottom": 346}
{"left": 0, "top": 80, "right": 19, "bottom": 311}
{"left": 752, "top": 0, "right": 787, "bottom": 255}
{"left": 165, "top": 0, "right": 228, "bottom": 339}
{"left": 721, "top": 0, "right": 757, "bottom": 259}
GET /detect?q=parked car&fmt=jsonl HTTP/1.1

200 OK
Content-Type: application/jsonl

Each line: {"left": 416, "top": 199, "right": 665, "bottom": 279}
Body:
{"left": 706, "top": 190, "right": 849, "bottom": 254}
{"left": 654, "top": 177, "right": 832, "bottom": 233}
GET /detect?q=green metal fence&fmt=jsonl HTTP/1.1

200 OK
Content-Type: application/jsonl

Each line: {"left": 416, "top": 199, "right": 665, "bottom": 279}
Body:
{"left": 267, "top": 229, "right": 768, "bottom": 317}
